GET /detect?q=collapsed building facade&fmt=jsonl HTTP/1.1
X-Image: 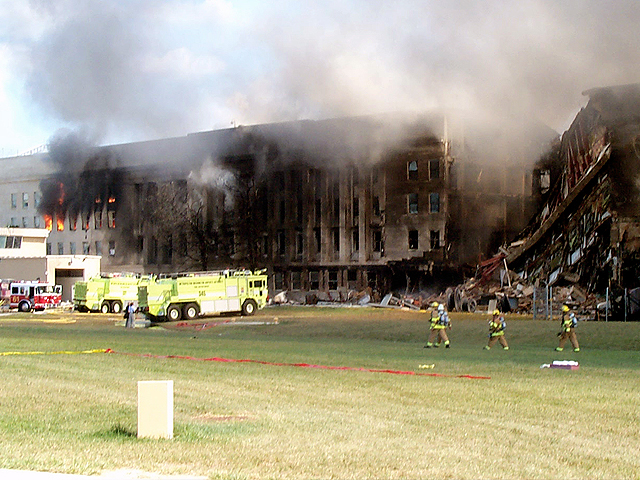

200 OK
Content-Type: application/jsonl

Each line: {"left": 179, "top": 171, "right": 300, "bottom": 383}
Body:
{"left": 506, "top": 84, "right": 640, "bottom": 311}
{"left": 0, "top": 113, "right": 553, "bottom": 299}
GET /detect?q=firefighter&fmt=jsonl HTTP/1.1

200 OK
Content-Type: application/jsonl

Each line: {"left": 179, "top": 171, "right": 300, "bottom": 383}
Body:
{"left": 556, "top": 305, "right": 579, "bottom": 352}
{"left": 424, "top": 302, "right": 440, "bottom": 348}
{"left": 484, "top": 309, "right": 509, "bottom": 350}
{"left": 425, "top": 303, "right": 451, "bottom": 348}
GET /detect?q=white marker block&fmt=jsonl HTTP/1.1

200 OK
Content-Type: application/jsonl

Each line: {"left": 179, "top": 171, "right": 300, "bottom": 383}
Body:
{"left": 137, "top": 380, "right": 174, "bottom": 439}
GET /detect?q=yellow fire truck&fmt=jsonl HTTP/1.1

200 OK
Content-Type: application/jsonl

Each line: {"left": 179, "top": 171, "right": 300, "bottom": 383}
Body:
{"left": 74, "top": 274, "right": 151, "bottom": 313}
{"left": 138, "top": 269, "right": 269, "bottom": 321}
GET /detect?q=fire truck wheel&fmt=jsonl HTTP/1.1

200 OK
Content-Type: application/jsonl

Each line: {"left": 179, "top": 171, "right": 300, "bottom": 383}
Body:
{"left": 111, "top": 301, "right": 123, "bottom": 314}
{"left": 183, "top": 303, "right": 199, "bottom": 320}
{"left": 18, "top": 301, "right": 31, "bottom": 312}
{"left": 241, "top": 299, "right": 257, "bottom": 316}
{"left": 100, "top": 303, "right": 110, "bottom": 314}
{"left": 167, "top": 305, "right": 182, "bottom": 321}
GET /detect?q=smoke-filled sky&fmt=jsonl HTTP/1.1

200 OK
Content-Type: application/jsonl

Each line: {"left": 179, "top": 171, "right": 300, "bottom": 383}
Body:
{"left": 1, "top": 0, "right": 640, "bottom": 156}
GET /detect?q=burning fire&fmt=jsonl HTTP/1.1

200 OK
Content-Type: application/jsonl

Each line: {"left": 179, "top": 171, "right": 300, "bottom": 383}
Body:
{"left": 56, "top": 214, "right": 65, "bottom": 231}
{"left": 44, "top": 215, "right": 53, "bottom": 231}
{"left": 108, "top": 196, "right": 116, "bottom": 203}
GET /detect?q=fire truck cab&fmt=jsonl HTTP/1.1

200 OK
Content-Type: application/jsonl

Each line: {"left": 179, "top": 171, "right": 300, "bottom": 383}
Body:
{"left": 10, "top": 281, "right": 63, "bottom": 312}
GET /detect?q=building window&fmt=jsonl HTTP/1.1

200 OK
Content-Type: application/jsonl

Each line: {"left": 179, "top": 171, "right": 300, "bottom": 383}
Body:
{"left": 34, "top": 191, "right": 40, "bottom": 208}
{"left": 70, "top": 242, "right": 76, "bottom": 255}
{"left": 261, "top": 235, "right": 269, "bottom": 257}
{"left": 296, "top": 231, "right": 304, "bottom": 255}
{"left": 430, "top": 230, "right": 440, "bottom": 249}
{"left": 372, "top": 196, "right": 380, "bottom": 216}
{"left": 46, "top": 242, "right": 52, "bottom": 255}
{"left": 0, "top": 236, "right": 22, "bottom": 248}
{"left": 109, "top": 240, "right": 116, "bottom": 257}
{"left": 10, "top": 193, "right": 17, "bottom": 209}
{"left": 353, "top": 197, "right": 359, "bottom": 221}
{"left": 315, "top": 198, "right": 322, "bottom": 225}
{"left": 56, "top": 214, "right": 64, "bottom": 231}
{"left": 82, "top": 242, "right": 90, "bottom": 254}
{"left": 291, "top": 271, "right": 302, "bottom": 290}
{"left": 34, "top": 216, "right": 41, "bottom": 228}
{"left": 352, "top": 229, "right": 359, "bottom": 252}
{"left": 107, "top": 211, "right": 116, "bottom": 228}
{"left": 430, "top": 193, "right": 440, "bottom": 213}
{"left": 274, "top": 272, "right": 284, "bottom": 290}
{"left": 277, "top": 230, "right": 285, "bottom": 256}
{"left": 69, "top": 216, "right": 77, "bottom": 231}
{"left": 94, "top": 210, "right": 103, "bottom": 229}
{"left": 82, "top": 213, "right": 90, "bottom": 231}
{"left": 279, "top": 199, "right": 286, "bottom": 224}
{"left": 408, "top": 160, "right": 418, "bottom": 180}
{"left": 332, "top": 228, "right": 340, "bottom": 252}
{"left": 372, "top": 229, "right": 383, "bottom": 253}
{"left": 10, "top": 217, "right": 18, "bottom": 227}
{"left": 408, "top": 230, "right": 419, "bottom": 250}
{"left": 21, "top": 217, "right": 28, "bottom": 228}
{"left": 22, "top": 193, "right": 29, "bottom": 209}
{"left": 429, "top": 159, "right": 440, "bottom": 180}
{"left": 95, "top": 241, "right": 102, "bottom": 256}
{"left": 309, "top": 271, "right": 320, "bottom": 290}
{"left": 314, "top": 228, "right": 321, "bottom": 253}
{"left": 408, "top": 193, "right": 418, "bottom": 214}
{"left": 57, "top": 242, "right": 64, "bottom": 255}
{"left": 328, "top": 271, "right": 338, "bottom": 290}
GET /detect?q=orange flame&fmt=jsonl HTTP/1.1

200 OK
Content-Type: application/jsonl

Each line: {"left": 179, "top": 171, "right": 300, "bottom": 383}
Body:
{"left": 56, "top": 215, "right": 65, "bottom": 231}
{"left": 108, "top": 196, "right": 116, "bottom": 203}
{"left": 44, "top": 215, "right": 53, "bottom": 231}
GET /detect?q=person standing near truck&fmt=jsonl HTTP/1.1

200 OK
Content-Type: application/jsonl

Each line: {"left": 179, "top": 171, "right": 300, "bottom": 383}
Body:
{"left": 125, "top": 302, "right": 135, "bottom": 328}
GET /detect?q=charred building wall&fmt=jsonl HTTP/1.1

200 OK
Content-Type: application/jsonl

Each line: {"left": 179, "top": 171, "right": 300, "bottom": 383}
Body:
{"left": 2, "top": 113, "right": 547, "bottom": 297}
{"left": 507, "top": 84, "right": 640, "bottom": 295}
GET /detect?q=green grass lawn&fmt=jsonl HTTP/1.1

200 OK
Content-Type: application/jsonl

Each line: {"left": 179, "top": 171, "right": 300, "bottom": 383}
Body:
{"left": 0, "top": 307, "right": 639, "bottom": 479}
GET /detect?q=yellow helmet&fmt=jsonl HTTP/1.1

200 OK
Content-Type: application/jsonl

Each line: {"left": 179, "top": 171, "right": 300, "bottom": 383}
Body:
{"left": 562, "top": 305, "right": 570, "bottom": 312}
{"left": 493, "top": 309, "right": 500, "bottom": 316}
{"left": 431, "top": 302, "right": 439, "bottom": 308}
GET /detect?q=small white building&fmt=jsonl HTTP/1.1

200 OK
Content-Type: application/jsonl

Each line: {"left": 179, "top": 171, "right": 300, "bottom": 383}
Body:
{"left": 0, "top": 227, "right": 101, "bottom": 301}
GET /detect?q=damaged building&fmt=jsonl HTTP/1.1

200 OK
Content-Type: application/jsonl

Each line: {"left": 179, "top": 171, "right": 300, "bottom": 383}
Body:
{"left": 506, "top": 83, "right": 640, "bottom": 313}
{"left": 0, "top": 113, "right": 553, "bottom": 300}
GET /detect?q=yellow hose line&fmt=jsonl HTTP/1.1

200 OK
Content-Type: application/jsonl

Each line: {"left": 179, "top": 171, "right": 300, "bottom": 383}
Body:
{"left": 0, "top": 348, "right": 108, "bottom": 356}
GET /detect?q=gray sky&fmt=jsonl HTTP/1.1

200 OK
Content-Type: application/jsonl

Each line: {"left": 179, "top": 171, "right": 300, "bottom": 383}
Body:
{"left": 1, "top": 0, "right": 639, "bottom": 155}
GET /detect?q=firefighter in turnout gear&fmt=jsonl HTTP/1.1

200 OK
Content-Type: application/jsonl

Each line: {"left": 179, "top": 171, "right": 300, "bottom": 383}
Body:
{"left": 484, "top": 309, "right": 509, "bottom": 350}
{"left": 556, "top": 305, "right": 580, "bottom": 352}
{"left": 424, "top": 303, "right": 451, "bottom": 348}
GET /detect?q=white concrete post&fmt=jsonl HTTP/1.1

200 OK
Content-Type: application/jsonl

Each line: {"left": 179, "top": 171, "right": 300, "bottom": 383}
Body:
{"left": 137, "top": 380, "right": 173, "bottom": 439}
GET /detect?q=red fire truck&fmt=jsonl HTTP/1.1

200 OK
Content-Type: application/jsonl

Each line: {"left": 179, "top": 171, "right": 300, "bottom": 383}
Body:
{"left": 9, "top": 281, "right": 63, "bottom": 312}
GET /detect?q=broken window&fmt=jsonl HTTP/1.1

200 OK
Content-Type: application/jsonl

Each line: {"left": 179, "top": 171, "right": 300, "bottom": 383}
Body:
{"left": 408, "top": 193, "right": 418, "bottom": 214}
{"left": 332, "top": 228, "right": 340, "bottom": 252}
{"left": 82, "top": 242, "right": 89, "bottom": 255}
{"left": 277, "top": 230, "right": 285, "bottom": 256}
{"left": 94, "top": 210, "right": 102, "bottom": 229}
{"left": 69, "top": 216, "right": 77, "bottom": 231}
{"left": 430, "top": 230, "right": 440, "bottom": 249}
{"left": 296, "top": 231, "right": 304, "bottom": 255}
{"left": 372, "top": 229, "right": 383, "bottom": 252}
{"left": 314, "top": 228, "right": 321, "bottom": 253}
{"left": 540, "top": 169, "right": 551, "bottom": 194}
{"left": 279, "top": 199, "right": 285, "bottom": 224}
{"left": 408, "top": 160, "right": 418, "bottom": 180}
{"left": 353, "top": 196, "right": 359, "bottom": 220}
{"left": 408, "top": 230, "right": 418, "bottom": 250}
{"left": 430, "top": 193, "right": 440, "bottom": 213}
{"left": 70, "top": 242, "right": 76, "bottom": 255}
{"left": 22, "top": 192, "right": 29, "bottom": 208}
{"left": 95, "top": 241, "right": 102, "bottom": 256}
{"left": 261, "top": 235, "right": 269, "bottom": 256}
{"left": 352, "top": 229, "right": 360, "bottom": 252}
{"left": 372, "top": 196, "right": 381, "bottom": 216}
{"left": 328, "top": 271, "right": 338, "bottom": 290}
{"left": 57, "top": 242, "right": 64, "bottom": 255}
{"left": 309, "top": 271, "right": 320, "bottom": 290}
{"left": 291, "top": 271, "right": 302, "bottom": 290}
{"left": 429, "top": 159, "right": 440, "bottom": 180}
{"left": 109, "top": 241, "right": 116, "bottom": 257}
{"left": 274, "top": 272, "right": 284, "bottom": 290}
{"left": 107, "top": 210, "right": 116, "bottom": 228}
{"left": 315, "top": 198, "right": 322, "bottom": 225}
